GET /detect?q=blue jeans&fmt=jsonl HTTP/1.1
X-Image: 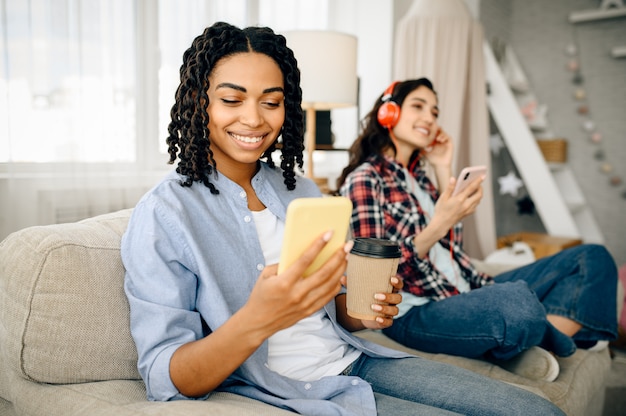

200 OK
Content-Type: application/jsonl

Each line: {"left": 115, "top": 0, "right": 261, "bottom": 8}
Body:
{"left": 383, "top": 244, "right": 618, "bottom": 360}
{"left": 346, "top": 354, "right": 564, "bottom": 415}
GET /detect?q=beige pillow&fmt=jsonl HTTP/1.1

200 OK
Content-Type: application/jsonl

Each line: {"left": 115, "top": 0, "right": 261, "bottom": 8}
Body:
{"left": 0, "top": 209, "right": 140, "bottom": 383}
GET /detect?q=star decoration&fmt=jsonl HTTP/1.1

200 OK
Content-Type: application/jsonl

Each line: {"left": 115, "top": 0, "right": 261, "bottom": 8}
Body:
{"left": 516, "top": 195, "right": 535, "bottom": 215}
{"left": 498, "top": 171, "right": 524, "bottom": 196}
{"left": 490, "top": 133, "right": 505, "bottom": 156}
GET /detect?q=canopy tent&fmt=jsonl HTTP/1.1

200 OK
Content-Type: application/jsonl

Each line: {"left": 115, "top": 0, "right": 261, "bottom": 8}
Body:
{"left": 393, "top": 0, "right": 495, "bottom": 258}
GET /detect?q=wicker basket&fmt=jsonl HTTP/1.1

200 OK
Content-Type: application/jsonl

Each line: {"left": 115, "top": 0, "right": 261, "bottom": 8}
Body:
{"left": 537, "top": 138, "right": 567, "bottom": 163}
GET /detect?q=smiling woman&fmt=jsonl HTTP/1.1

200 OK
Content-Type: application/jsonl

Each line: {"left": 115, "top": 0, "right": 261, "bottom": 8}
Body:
{"left": 205, "top": 52, "right": 287, "bottom": 209}
{"left": 164, "top": 25, "right": 304, "bottom": 194}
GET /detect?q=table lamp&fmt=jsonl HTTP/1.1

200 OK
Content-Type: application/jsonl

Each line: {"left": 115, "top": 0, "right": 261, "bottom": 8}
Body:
{"left": 282, "top": 30, "right": 358, "bottom": 179}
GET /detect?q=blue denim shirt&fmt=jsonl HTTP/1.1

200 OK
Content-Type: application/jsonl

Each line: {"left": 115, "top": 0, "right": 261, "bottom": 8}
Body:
{"left": 122, "top": 163, "right": 410, "bottom": 416}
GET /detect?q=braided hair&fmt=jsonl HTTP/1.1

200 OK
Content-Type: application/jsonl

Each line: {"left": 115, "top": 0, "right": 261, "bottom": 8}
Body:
{"left": 166, "top": 22, "right": 304, "bottom": 193}
{"left": 335, "top": 78, "right": 435, "bottom": 190}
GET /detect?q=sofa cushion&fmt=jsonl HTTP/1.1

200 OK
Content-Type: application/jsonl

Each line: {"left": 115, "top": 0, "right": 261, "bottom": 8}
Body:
{"left": 0, "top": 209, "right": 139, "bottom": 384}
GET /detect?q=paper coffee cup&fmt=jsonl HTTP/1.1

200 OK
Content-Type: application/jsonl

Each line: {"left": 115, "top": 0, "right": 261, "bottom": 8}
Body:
{"left": 346, "top": 238, "right": 401, "bottom": 320}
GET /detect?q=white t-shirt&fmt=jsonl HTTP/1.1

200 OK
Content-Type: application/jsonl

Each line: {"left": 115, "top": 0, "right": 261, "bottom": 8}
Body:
{"left": 251, "top": 208, "right": 361, "bottom": 381}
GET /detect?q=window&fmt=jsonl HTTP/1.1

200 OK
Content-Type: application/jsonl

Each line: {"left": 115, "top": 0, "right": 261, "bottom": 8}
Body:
{"left": 1, "top": 0, "right": 136, "bottom": 163}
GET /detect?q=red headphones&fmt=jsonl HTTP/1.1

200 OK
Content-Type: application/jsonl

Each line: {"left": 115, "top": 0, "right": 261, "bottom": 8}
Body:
{"left": 377, "top": 81, "right": 400, "bottom": 129}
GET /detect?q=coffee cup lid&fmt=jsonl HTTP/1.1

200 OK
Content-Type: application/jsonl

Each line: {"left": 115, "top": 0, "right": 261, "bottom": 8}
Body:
{"left": 350, "top": 238, "right": 401, "bottom": 258}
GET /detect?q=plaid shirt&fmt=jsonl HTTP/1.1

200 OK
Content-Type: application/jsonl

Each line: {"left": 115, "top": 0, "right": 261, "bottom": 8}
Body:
{"left": 339, "top": 154, "right": 492, "bottom": 301}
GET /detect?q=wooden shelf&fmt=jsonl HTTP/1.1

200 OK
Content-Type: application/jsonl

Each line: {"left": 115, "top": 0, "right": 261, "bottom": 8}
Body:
{"left": 569, "top": 1, "right": 626, "bottom": 23}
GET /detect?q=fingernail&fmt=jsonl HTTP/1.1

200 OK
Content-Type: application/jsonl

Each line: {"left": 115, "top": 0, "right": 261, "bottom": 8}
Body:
{"left": 343, "top": 240, "right": 354, "bottom": 254}
{"left": 374, "top": 293, "right": 386, "bottom": 300}
{"left": 376, "top": 317, "right": 384, "bottom": 323}
{"left": 391, "top": 277, "right": 399, "bottom": 284}
{"left": 322, "top": 230, "right": 333, "bottom": 242}
{"left": 371, "top": 304, "right": 383, "bottom": 311}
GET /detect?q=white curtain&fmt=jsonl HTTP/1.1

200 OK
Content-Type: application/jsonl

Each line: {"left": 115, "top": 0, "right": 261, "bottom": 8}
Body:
{"left": 393, "top": 0, "right": 496, "bottom": 258}
{"left": 1, "top": 0, "right": 136, "bottom": 164}
{"left": 0, "top": 0, "right": 146, "bottom": 241}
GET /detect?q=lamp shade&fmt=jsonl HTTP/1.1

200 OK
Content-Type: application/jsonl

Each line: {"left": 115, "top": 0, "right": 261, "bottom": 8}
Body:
{"left": 283, "top": 30, "right": 357, "bottom": 109}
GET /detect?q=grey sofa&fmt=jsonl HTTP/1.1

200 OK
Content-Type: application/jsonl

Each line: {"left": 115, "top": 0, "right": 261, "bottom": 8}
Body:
{"left": 0, "top": 209, "right": 613, "bottom": 415}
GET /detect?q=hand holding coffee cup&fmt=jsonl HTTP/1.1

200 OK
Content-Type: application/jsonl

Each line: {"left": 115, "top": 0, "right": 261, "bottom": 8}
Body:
{"left": 346, "top": 238, "right": 401, "bottom": 320}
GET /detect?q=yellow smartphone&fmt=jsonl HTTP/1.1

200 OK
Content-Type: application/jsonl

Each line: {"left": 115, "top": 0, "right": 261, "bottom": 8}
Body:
{"left": 277, "top": 196, "right": 352, "bottom": 277}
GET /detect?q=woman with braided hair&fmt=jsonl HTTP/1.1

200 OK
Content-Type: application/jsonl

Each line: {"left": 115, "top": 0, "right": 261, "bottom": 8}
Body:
{"left": 122, "top": 22, "right": 564, "bottom": 416}
{"left": 165, "top": 23, "right": 304, "bottom": 193}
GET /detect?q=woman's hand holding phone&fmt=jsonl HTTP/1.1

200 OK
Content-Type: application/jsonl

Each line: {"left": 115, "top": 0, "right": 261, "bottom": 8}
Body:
{"left": 243, "top": 197, "right": 353, "bottom": 336}
{"left": 414, "top": 170, "right": 484, "bottom": 259}
{"left": 246, "top": 228, "right": 350, "bottom": 337}
{"left": 431, "top": 166, "right": 486, "bottom": 231}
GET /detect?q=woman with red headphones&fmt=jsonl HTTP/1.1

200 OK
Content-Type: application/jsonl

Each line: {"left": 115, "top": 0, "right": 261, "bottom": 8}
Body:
{"left": 337, "top": 78, "right": 618, "bottom": 382}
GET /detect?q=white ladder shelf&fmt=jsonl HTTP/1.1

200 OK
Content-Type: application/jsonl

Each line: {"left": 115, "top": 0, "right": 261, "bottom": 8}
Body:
{"left": 483, "top": 41, "right": 604, "bottom": 243}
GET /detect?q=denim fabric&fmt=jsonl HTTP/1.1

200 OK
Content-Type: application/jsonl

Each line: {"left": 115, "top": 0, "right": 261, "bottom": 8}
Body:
{"left": 348, "top": 355, "right": 565, "bottom": 416}
{"left": 383, "top": 244, "right": 618, "bottom": 360}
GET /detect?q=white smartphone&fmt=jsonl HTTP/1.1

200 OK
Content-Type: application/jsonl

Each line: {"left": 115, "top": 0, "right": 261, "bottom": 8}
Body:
{"left": 452, "top": 165, "right": 487, "bottom": 196}
{"left": 277, "top": 196, "right": 352, "bottom": 277}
